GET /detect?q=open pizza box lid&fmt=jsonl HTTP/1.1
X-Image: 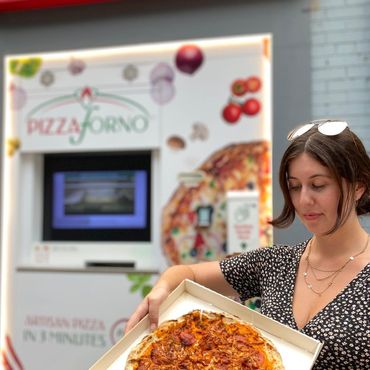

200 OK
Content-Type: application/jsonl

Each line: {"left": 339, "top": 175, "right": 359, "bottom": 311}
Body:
{"left": 90, "top": 279, "right": 323, "bottom": 370}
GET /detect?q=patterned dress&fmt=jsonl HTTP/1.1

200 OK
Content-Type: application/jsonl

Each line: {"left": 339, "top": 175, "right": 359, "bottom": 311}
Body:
{"left": 220, "top": 242, "right": 369, "bottom": 370}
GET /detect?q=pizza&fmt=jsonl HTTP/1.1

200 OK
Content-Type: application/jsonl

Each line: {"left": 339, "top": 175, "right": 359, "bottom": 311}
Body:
{"left": 125, "top": 309, "right": 284, "bottom": 370}
{"left": 162, "top": 141, "right": 272, "bottom": 265}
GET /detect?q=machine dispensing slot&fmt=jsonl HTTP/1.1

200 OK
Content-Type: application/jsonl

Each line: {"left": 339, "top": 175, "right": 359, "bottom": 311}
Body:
{"left": 85, "top": 261, "right": 136, "bottom": 268}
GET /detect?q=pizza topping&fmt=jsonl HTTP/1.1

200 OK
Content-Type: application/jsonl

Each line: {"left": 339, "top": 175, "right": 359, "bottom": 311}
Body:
{"left": 240, "top": 350, "right": 265, "bottom": 369}
{"left": 136, "top": 359, "right": 151, "bottom": 370}
{"left": 150, "top": 346, "right": 172, "bottom": 365}
{"left": 179, "top": 331, "right": 196, "bottom": 346}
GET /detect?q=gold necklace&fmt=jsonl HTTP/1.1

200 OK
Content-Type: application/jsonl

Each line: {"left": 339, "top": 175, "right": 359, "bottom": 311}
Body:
{"left": 309, "top": 265, "right": 337, "bottom": 282}
{"left": 303, "top": 235, "right": 369, "bottom": 296}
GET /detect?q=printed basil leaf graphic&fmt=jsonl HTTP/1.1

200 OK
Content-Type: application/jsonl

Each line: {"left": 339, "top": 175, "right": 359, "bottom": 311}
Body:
{"left": 130, "top": 284, "right": 141, "bottom": 293}
{"left": 127, "top": 274, "right": 153, "bottom": 298}
{"left": 127, "top": 273, "right": 140, "bottom": 282}
{"left": 127, "top": 273, "right": 150, "bottom": 283}
{"left": 141, "top": 285, "right": 152, "bottom": 297}
{"left": 138, "top": 275, "right": 151, "bottom": 284}
{"left": 9, "top": 58, "right": 42, "bottom": 78}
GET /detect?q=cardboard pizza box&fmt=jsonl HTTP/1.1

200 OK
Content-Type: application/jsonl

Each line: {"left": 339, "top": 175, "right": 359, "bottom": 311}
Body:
{"left": 89, "top": 279, "right": 323, "bottom": 370}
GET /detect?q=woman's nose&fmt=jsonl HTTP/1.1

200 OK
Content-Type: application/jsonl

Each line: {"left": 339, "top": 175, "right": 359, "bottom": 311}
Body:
{"left": 299, "top": 187, "right": 314, "bottom": 205}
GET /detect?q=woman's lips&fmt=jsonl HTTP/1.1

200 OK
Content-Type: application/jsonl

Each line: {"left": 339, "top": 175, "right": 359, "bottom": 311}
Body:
{"left": 303, "top": 213, "right": 321, "bottom": 221}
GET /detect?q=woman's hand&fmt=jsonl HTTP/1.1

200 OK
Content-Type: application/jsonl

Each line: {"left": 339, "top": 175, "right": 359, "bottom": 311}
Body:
{"left": 124, "top": 285, "right": 170, "bottom": 334}
{"left": 124, "top": 261, "right": 231, "bottom": 334}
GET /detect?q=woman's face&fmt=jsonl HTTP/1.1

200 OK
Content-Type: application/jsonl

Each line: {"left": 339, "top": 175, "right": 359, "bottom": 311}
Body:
{"left": 287, "top": 153, "right": 342, "bottom": 235}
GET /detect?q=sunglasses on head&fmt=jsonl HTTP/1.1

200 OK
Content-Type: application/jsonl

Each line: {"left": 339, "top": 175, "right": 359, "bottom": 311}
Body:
{"left": 287, "top": 119, "right": 348, "bottom": 141}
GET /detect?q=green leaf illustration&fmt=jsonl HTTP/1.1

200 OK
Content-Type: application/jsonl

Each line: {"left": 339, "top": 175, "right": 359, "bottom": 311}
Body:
{"left": 127, "top": 274, "right": 153, "bottom": 297}
{"left": 128, "top": 274, "right": 150, "bottom": 283}
{"left": 130, "top": 283, "right": 141, "bottom": 293}
{"left": 127, "top": 273, "right": 139, "bottom": 282}
{"left": 141, "top": 285, "right": 152, "bottom": 298}
{"left": 9, "top": 58, "right": 42, "bottom": 78}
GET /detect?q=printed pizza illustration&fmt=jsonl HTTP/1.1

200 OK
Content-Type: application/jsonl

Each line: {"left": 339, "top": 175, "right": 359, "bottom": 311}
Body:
{"left": 162, "top": 141, "right": 272, "bottom": 265}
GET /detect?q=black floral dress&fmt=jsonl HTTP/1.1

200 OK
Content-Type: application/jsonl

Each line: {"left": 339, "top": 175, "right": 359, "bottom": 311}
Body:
{"left": 219, "top": 242, "right": 369, "bottom": 370}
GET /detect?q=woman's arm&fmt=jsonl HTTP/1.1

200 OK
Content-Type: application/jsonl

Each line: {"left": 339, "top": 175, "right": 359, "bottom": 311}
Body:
{"left": 124, "top": 261, "right": 238, "bottom": 333}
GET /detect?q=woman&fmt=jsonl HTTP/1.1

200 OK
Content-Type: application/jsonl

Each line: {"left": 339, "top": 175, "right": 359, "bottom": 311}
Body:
{"left": 125, "top": 119, "right": 370, "bottom": 369}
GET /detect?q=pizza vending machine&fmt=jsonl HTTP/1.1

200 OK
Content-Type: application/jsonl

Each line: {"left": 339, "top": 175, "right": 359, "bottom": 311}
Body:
{"left": 0, "top": 34, "right": 272, "bottom": 370}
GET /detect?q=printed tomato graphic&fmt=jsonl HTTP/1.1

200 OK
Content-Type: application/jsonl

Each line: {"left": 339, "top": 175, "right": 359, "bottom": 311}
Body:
{"left": 245, "top": 76, "right": 261, "bottom": 93}
{"left": 242, "top": 98, "right": 261, "bottom": 116}
{"left": 231, "top": 79, "right": 247, "bottom": 96}
{"left": 222, "top": 103, "right": 242, "bottom": 124}
{"left": 222, "top": 75, "right": 262, "bottom": 124}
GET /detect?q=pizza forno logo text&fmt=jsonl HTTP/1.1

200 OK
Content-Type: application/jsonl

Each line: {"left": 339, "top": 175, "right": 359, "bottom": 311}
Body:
{"left": 26, "top": 87, "right": 151, "bottom": 145}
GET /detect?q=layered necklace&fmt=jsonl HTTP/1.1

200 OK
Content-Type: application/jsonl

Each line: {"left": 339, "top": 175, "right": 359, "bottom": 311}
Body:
{"left": 303, "top": 235, "right": 369, "bottom": 296}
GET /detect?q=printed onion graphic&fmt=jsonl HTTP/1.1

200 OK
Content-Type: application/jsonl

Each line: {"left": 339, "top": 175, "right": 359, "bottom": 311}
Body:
{"left": 150, "top": 62, "right": 175, "bottom": 84}
{"left": 150, "top": 78, "right": 175, "bottom": 105}
{"left": 175, "top": 44, "right": 204, "bottom": 75}
{"left": 10, "top": 85, "right": 27, "bottom": 110}
{"left": 68, "top": 58, "right": 86, "bottom": 75}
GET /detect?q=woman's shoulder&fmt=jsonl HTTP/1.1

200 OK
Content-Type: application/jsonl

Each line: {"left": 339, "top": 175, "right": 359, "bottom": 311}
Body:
{"left": 259, "top": 240, "right": 307, "bottom": 256}
{"left": 238, "top": 240, "right": 308, "bottom": 265}
{"left": 225, "top": 240, "right": 308, "bottom": 263}
{"left": 272, "top": 240, "right": 307, "bottom": 251}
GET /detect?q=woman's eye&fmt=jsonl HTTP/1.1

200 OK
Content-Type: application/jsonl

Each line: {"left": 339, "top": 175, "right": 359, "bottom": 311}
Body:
{"left": 288, "top": 184, "right": 300, "bottom": 191}
{"left": 312, "top": 184, "right": 325, "bottom": 190}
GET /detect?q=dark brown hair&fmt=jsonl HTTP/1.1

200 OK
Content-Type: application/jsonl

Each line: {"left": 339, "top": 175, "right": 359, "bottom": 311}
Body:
{"left": 270, "top": 125, "right": 370, "bottom": 234}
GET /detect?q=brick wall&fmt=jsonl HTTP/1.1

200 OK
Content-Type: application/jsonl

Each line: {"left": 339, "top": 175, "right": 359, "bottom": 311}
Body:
{"left": 311, "top": 0, "right": 370, "bottom": 229}
{"left": 311, "top": 0, "right": 370, "bottom": 145}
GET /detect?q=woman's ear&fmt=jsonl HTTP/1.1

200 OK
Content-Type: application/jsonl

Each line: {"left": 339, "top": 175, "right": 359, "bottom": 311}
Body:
{"left": 355, "top": 182, "right": 365, "bottom": 201}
